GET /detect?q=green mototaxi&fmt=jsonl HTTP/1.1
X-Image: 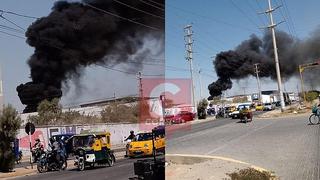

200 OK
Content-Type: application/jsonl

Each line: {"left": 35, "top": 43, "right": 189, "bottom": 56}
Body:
{"left": 73, "top": 131, "right": 116, "bottom": 171}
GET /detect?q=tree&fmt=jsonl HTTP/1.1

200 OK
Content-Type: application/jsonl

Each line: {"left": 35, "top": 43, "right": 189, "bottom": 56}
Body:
{"left": 0, "top": 105, "right": 22, "bottom": 172}
{"left": 35, "top": 98, "right": 62, "bottom": 125}
{"left": 233, "top": 96, "right": 248, "bottom": 103}
{"left": 197, "top": 99, "right": 208, "bottom": 119}
{"left": 101, "top": 102, "right": 139, "bottom": 123}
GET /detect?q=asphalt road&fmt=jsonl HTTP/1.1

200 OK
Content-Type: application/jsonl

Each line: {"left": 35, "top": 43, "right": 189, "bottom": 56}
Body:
{"left": 15, "top": 156, "right": 160, "bottom": 180}
{"left": 167, "top": 114, "right": 320, "bottom": 180}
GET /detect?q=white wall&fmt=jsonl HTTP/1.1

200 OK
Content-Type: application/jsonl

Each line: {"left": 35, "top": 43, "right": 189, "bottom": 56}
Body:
{"left": 17, "top": 123, "right": 159, "bottom": 156}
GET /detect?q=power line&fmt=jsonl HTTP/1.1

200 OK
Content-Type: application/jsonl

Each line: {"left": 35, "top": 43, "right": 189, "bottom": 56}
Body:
{"left": 0, "top": 30, "right": 25, "bottom": 39}
{"left": 229, "top": 0, "right": 262, "bottom": 32}
{"left": 0, "top": 9, "right": 38, "bottom": 19}
{"left": 0, "top": 14, "right": 25, "bottom": 31}
{"left": 246, "top": 0, "right": 266, "bottom": 27}
{"left": 278, "top": 0, "right": 298, "bottom": 37}
{"left": 98, "top": 64, "right": 164, "bottom": 76}
{"left": 146, "top": 0, "right": 165, "bottom": 8}
{"left": 255, "top": 0, "right": 269, "bottom": 25}
{"left": 83, "top": 2, "right": 160, "bottom": 31}
{"left": 139, "top": 0, "right": 165, "bottom": 11}
{"left": 112, "top": 0, "right": 164, "bottom": 20}
{"left": 0, "top": 24, "right": 24, "bottom": 34}
{"left": 166, "top": 2, "right": 260, "bottom": 34}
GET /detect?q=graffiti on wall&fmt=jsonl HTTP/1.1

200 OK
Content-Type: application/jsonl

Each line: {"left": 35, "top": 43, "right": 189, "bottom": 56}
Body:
{"left": 19, "top": 130, "right": 47, "bottom": 150}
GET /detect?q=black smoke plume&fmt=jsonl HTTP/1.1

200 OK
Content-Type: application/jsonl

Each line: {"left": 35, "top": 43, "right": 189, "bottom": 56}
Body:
{"left": 17, "top": 0, "right": 164, "bottom": 113}
{"left": 208, "top": 28, "right": 320, "bottom": 99}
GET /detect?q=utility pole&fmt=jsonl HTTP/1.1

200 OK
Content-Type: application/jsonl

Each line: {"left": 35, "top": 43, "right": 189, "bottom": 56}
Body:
{"left": 254, "top": 63, "right": 262, "bottom": 103}
{"left": 184, "top": 24, "right": 196, "bottom": 108}
{"left": 0, "top": 64, "right": 3, "bottom": 113}
{"left": 198, "top": 69, "right": 203, "bottom": 100}
{"left": 263, "top": 0, "right": 285, "bottom": 112}
{"left": 137, "top": 71, "right": 143, "bottom": 99}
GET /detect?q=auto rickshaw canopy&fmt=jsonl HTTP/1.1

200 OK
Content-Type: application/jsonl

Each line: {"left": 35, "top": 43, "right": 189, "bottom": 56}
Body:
{"left": 73, "top": 131, "right": 111, "bottom": 150}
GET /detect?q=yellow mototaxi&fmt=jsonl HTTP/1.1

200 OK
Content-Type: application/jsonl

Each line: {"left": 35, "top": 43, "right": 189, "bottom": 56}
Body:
{"left": 73, "top": 131, "right": 115, "bottom": 171}
{"left": 128, "top": 126, "right": 165, "bottom": 158}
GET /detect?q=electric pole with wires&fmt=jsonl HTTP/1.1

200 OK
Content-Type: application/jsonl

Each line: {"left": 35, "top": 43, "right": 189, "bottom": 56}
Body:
{"left": 137, "top": 71, "right": 143, "bottom": 99}
{"left": 261, "top": 0, "right": 286, "bottom": 112}
{"left": 254, "top": 63, "right": 262, "bottom": 103}
{"left": 184, "top": 24, "right": 196, "bottom": 108}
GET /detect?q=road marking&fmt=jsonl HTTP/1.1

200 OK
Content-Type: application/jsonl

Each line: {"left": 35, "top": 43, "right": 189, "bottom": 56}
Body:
{"left": 205, "top": 121, "right": 275, "bottom": 155}
{"left": 166, "top": 154, "right": 270, "bottom": 172}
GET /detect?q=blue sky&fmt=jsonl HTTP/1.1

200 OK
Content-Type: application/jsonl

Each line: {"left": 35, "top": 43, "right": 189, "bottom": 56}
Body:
{"left": 166, "top": 0, "right": 320, "bottom": 102}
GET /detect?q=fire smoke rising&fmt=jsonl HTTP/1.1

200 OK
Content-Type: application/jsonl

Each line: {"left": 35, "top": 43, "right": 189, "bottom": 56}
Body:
{"left": 17, "top": 0, "right": 164, "bottom": 113}
{"left": 208, "top": 28, "right": 320, "bottom": 98}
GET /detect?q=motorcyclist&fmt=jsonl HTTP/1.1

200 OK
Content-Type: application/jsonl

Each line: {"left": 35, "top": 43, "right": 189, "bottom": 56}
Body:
{"left": 125, "top": 131, "right": 135, "bottom": 141}
{"left": 32, "top": 138, "right": 44, "bottom": 162}
{"left": 124, "top": 131, "right": 135, "bottom": 157}
{"left": 50, "top": 137, "right": 65, "bottom": 168}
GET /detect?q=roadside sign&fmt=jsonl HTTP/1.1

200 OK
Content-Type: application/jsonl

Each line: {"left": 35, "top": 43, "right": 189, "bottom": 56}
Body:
{"left": 25, "top": 122, "right": 35, "bottom": 135}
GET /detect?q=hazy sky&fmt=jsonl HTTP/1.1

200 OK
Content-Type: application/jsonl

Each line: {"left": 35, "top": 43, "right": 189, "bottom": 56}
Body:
{"left": 0, "top": 0, "right": 164, "bottom": 112}
{"left": 166, "top": 0, "right": 320, "bottom": 102}
{"left": 1, "top": 0, "right": 320, "bottom": 112}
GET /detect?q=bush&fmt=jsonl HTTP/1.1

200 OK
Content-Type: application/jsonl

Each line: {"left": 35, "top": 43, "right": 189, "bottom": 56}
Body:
{"left": 101, "top": 102, "right": 138, "bottom": 123}
{"left": 0, "top": 105, "right": 22, "bottom": 172}
{"left": 197, "top": 99, "right": 208, "bottom": 119}
{"left": 227, "top": 168, "right": 277, "bottom": 180}
{"left": 305, "top": 91, "right": 319, "bottom": 102}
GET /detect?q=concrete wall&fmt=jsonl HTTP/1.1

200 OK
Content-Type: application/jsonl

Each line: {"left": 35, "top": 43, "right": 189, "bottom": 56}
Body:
{"left": 17, "top": 123, "right": 158, "bottom": 156}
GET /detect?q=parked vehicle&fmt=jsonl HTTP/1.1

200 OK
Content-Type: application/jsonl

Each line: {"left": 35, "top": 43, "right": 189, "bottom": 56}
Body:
{"left": 127, "top": 129, "right": 165, "bottom": 158}
{"left": 73, "top": 131, "right": 115, "bottom": 171}
{"left": 263, "top": 103, "right": 275, "bottom": 111}
{"left": 37, "top": 150, "right": 67, "bottom": 173}
{"left": 129, "top": 126, "right": 165, "bottom": 180}
{"left": 255, "top": 103, "right": 264, "bottom": 111}
{"left": 11, "top": 139, "right": 22, "bottom": 164}
{"left": 165, "top": 111, "right": 195, "bottom": 124}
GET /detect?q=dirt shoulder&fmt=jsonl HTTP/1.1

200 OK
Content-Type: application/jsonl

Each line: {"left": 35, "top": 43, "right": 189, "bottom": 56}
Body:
{"left": 166, "top": 154, "right": 275, "bottom": 180}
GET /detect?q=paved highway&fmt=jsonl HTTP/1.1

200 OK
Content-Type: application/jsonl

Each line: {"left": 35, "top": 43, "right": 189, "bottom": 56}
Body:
{"left": 15, "top": 156, "right": 159, "bottom": 180}
{"left": 167, "top": 114, "right": 320, "bottom": 180}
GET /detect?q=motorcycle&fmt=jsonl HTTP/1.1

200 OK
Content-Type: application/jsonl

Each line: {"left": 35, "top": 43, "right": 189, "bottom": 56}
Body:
{"left": 32, "top": 147, "right": 44, "bottom": 163}
{"left": 37, "top": 150, "right": 67, "bottom": 173}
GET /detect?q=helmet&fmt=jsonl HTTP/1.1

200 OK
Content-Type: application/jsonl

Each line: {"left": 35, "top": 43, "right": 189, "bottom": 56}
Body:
{"left": 130, "top": 130, "right": 134, "bottom": 134}
{"left": 35, "top": 138, "right": 40, "bottom": 142}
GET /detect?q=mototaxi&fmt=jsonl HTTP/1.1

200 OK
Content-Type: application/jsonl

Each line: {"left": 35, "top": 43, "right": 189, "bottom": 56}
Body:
{"left": 73, "top": 131, "right": 116, "bottom": 171}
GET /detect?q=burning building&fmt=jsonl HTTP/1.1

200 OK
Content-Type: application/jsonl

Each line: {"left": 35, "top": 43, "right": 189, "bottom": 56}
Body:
{"left": 17, "top": 0, "right": 164, "bottom": 113}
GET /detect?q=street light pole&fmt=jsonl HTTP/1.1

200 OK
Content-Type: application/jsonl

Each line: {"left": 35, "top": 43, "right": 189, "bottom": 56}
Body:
{"left": 299, "top": 65, "right": 306, "bottom": 102}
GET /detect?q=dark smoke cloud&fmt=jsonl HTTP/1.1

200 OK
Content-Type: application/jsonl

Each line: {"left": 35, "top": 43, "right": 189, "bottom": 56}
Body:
{"left": 17, "top": 0, "right": 164, "bottom": 113}
{"left": 208, "top": 27, "right": 320, "bottom": 98}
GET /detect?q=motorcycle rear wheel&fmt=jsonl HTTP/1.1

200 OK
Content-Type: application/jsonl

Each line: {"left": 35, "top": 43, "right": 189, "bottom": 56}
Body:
{"left": 37, "top": 163, "right": 47, "bottom": 173}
